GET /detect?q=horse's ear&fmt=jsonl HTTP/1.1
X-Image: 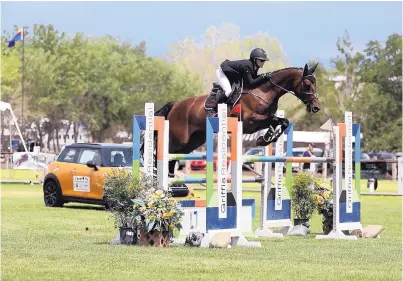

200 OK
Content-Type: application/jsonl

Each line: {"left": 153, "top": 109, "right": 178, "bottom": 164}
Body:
{"left": 303, "top": 64, "right": 309, "bottom": 76}
{"left": 309, "top": 63, "right": 318, "bottom": 74}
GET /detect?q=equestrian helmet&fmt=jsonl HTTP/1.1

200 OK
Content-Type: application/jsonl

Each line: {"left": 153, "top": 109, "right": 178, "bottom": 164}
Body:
{"left": 250, "top": 48, "right": 269, "bottom": 61}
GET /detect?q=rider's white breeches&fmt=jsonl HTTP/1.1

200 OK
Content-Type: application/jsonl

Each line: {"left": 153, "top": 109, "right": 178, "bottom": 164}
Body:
{"left": 215, "top": 67, "right": 232, "bottom": 97}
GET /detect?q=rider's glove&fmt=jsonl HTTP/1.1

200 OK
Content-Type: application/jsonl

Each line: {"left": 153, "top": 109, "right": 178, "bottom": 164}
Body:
{"left": 261, "top": 72, "right": 272, "bottom": 80}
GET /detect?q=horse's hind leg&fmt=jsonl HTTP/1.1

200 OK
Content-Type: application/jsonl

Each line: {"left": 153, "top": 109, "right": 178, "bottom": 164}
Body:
{"left": 256, "top": 117, "right": 289, "bottom": 146}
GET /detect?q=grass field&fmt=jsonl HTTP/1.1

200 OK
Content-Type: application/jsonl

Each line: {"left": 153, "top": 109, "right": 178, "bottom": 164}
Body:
{"left": 2, "top": 183, "right": 402, "bottom": 281}
{"left": 187, "top": 170, "right": 400, "bottom": 194}
{"left": 1, "top": 168, "right": 45, "bottom": 181}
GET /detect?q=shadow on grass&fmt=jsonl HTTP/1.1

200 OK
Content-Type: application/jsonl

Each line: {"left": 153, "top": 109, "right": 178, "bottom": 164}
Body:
{"left": 64, "top": 205, "right": 106, "bottom": 211}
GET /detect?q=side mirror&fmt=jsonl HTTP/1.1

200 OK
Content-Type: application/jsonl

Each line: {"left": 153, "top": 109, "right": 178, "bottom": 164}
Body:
{"left": 86, "top": 160, "right": 99, "bottom": 171}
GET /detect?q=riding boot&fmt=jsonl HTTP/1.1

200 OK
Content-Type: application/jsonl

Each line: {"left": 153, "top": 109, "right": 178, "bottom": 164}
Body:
{"left": 213, "top": 91, "right": 228, "bottom": 109}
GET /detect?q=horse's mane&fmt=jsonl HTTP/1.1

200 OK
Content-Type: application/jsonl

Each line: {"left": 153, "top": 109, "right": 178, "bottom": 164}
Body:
{"left": 252, "top": 67, "right": 304, "bottom": 93}
{"left": 271, "top": 67, "right": 303, "bottom": 75}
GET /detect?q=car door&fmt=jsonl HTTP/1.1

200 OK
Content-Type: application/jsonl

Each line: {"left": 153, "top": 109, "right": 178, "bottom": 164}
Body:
{"left": 73, "top": 148, "right": 104, "bottom": 200}
{"left": 55, "top": 147, "right": 81, "bottom": 197}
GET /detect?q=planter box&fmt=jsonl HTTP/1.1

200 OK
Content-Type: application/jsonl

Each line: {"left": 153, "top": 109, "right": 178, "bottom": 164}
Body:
{"left": 139, "top": 230, "right": 170, "bottom": 247}
{"left": 119, "top": 227, "right": 137, "bottom": 245}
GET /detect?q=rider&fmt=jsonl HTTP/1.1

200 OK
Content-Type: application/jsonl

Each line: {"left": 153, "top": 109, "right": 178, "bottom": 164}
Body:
{"left": 206, "top": 48, "right": 272, "bottom": 109}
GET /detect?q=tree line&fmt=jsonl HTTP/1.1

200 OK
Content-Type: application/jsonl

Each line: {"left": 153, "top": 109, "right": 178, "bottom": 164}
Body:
{"left": 2, "top": 24, "right": 401, "bottom": 152}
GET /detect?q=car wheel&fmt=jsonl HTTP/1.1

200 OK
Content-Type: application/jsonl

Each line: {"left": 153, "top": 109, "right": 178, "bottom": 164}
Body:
{"left": 43, "top": 180, "right": 64, "bottom": 207}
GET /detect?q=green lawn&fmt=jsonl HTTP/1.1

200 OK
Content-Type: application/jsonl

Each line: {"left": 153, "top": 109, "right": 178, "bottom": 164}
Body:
{"left": 2, "top": 184, "right": 402, "bottom": 281}
{"left": 1, "top": 168, "right": 45, "bottom": 181}
{"left": 188, "top": 170, "right": 400, "bottom": 194}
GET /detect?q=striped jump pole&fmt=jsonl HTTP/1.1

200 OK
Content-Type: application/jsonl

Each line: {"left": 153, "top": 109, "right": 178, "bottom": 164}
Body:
{"left": 316, "top": 112, "right": 362, "bottom": 239}
{"left": 132, "top": 103, "right": 168, "bottom": 189}
{"left": 251, "top": 124, "right": 334, "bottom": 238}
{"left": 200, "top": 104, "right": 257, "bottom": 246}
{"left": 251, "top": 110, "right": 362, "bottom": 240}
{"left": 243, "top": 156, "right": 335, "bottom": 163}
{"left": 146, "top": 103, "right": 257, "bottom": 246}
{"left": 255, "top": 110, "right": 293, "bottom": 238}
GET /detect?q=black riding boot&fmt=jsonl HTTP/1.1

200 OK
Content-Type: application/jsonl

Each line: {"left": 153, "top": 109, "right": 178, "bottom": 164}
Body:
{"left": 206, "top": 90, "right": 228, "bottom": 110}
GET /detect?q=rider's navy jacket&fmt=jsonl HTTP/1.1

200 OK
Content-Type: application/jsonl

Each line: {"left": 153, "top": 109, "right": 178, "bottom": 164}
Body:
{"left": 220, "top": 59, "right": 268, "bottom": 89}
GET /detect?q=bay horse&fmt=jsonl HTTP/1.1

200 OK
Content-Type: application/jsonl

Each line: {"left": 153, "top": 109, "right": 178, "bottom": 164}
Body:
{"left": 149, "top": 63, "right": 320, "bottom": 176}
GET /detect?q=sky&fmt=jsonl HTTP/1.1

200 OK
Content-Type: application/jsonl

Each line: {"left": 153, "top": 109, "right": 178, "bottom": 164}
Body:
{"left": 1, "top": 1, "right": 402, "bottom": 68}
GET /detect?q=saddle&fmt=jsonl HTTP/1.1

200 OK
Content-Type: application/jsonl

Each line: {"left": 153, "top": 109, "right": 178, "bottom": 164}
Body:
{"left": 204, "top": 81, "right": 243, "bottom": 115}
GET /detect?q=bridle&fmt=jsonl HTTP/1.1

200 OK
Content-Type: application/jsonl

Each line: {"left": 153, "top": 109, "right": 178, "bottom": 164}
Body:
{"left": 247, "top": 74, "right": 318, "bottom": 108}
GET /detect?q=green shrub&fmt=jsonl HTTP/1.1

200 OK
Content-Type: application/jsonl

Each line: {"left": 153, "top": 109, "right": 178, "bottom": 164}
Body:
{"left": 103, "top": 169, "right": 155, "bottom": 228}
{"left": 291, "top": 172, "right": 317, "bottom": 219}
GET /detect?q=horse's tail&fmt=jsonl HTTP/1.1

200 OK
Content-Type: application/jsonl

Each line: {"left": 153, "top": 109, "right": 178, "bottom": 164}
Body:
{"left": 155, "top": 102, "right": 176, "bottom": 119}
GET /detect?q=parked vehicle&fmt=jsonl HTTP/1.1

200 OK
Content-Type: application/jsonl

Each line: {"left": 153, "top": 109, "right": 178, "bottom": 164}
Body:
{"left": 190, "top": 153, "right": 231, "bottom": 171}
{"left": 243, "top": 147, "right": 265, "bottom": 170}
{"left": 190, "top": 159, "right": 206, "bottom": 170}
{"left": 43, "top": 143, "right": 193, "bottom": 208}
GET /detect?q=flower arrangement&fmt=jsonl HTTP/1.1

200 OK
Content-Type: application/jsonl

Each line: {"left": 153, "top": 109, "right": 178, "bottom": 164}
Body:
{"left": 291, "top": 171, "right": 335, "bottom": 234}
{"left": 103, "top": 168, "right": 150, "bottom": 228}
{"left": 104, "top": 170, "right": 157, "bottom": 245}
{"left": 131, "top": 187, "right": 185, "bottom": 236}
{"left": 314, "top": 186, "right": 334, "bottom": 234}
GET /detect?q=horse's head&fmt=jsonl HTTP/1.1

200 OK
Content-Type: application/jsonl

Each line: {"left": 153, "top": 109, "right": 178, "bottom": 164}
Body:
{"left": 294, "top": 63, "right": 320, "bottom": 113}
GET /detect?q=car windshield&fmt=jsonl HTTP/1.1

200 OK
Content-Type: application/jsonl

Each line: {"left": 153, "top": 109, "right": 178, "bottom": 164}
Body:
{"left": 104, "top": 147, "right": 133, "bottom": 167}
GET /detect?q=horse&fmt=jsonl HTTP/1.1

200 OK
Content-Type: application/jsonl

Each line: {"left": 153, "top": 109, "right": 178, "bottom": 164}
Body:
{"left": 147, "top": 63, "right": 320, "bottom": 176}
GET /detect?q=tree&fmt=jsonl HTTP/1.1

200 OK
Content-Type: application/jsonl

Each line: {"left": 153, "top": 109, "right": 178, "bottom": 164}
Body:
{"left": 352, "top": 34, "right": 402, "bottom": 151}
{"left": 22, "top": 24, "right": 72, "bottom": 151}
{"left": 1, "top": 40, "right": 21, "bottom": 104}
{"left": 315, "top": 31, "right": 402, "bottom": 151}
{"left": 165, "top": 23, "right": 288, "bottom": 90}
{"left": 165, "top": 23, "right": 315, "bottom": 119}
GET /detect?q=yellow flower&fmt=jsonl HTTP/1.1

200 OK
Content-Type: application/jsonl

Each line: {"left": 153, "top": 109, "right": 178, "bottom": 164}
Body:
{"left": 149, "top": 215, "right": 156, "bottom": 220}
{"left": 163, "top": 212, "right": 172, "bottom": 219}
{"left": 169, "top": 223, "right": 175, "bottom": 229}
{"left": 323, "top": 193, "right": 329, "bottom": 199}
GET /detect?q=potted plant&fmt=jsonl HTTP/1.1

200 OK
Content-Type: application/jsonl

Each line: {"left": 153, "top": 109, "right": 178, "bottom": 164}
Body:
{"left": 104, "top": 169, "right": 154, "bottom": 245}
{"left": 131, "top": 187, "right": 185, "bottom": 247}
{"left": 314, "top": 186, "right": 333, "bottom": 234}
{"left": 290, "top": 172, "right": 317, "bottom": 228}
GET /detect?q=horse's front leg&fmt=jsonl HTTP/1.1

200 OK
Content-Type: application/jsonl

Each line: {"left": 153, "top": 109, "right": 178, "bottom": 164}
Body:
{"left": 256, "top": 117, "right": 289, "bottom": 146}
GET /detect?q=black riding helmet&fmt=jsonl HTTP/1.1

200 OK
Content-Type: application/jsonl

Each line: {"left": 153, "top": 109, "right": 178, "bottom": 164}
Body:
{"left": 250, "top": 48, "right": 270, "bottom": 62}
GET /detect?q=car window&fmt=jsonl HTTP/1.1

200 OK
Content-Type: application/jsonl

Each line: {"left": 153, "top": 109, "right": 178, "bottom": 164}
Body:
{"left": 104, "top": 147, "right": 132, "bottom": 167}
{"left": 312, "top": 151, "right": 323, "bottom": 157}
{"left": 246, "top": 149, "right": 264, "bottom": 155}
{"left": 58, "top": 148, "right": 79, "bottom": 163}
{"left": 78, "top": 149, "right": 102, "bottom": 166}
{"left": 251, "top": 149, "right": 264, "bottom": 156}
{"left": 377, "top": 153, "right": 395, "bottom": 160}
